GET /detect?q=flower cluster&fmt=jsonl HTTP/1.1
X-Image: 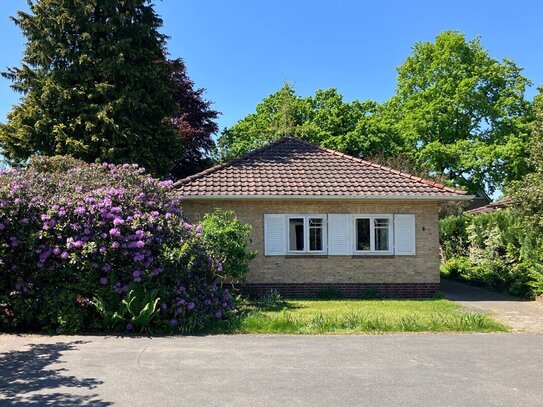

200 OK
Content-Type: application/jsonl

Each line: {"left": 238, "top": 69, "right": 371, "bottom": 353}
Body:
{"left": 0, "top": 158, "right": 234, "bottom": 333}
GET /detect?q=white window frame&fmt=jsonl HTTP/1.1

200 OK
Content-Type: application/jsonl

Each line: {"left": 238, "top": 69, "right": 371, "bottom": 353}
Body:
{"left": 352, "top": 214, "right": 394, "bottom": 255}
{"left": 286, "top": 214, "right": 327, "bottom": 255}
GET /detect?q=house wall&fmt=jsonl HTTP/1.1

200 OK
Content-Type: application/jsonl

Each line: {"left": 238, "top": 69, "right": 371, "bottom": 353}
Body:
{"left": 182, "top": 200, "right": 440, "bottom": 298}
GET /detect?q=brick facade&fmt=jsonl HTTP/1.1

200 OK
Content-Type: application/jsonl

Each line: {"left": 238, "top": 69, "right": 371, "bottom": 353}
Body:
{"left": 182, "top": 200, "right": 441, "bottom": 298}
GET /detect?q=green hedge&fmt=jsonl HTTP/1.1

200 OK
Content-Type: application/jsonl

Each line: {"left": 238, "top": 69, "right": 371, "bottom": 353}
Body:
{"left": 439, "top": 209, "right": 543, "bottom": 298}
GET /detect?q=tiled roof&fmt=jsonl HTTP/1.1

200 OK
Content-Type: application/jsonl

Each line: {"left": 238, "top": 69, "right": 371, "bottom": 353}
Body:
{"left": 174, "top": 137, "right": 470, "bottom": 200}
{"left": 465, "top": 197, "right": 515, "bottom": 214}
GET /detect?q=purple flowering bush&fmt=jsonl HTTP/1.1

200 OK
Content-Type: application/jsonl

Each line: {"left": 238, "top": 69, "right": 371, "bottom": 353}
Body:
{"left": 0, "top": 157, "right": 235, "bottom": 333}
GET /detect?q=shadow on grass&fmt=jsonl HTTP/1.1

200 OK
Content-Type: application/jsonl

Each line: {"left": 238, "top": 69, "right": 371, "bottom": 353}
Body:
{"left": 0, "top": 341, "right": 111, "bottom": 406}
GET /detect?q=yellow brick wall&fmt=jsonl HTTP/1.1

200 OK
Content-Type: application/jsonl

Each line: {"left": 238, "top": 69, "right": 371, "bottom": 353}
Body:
{"left": 182, "top": 200, "right": 440, "bottom": 285}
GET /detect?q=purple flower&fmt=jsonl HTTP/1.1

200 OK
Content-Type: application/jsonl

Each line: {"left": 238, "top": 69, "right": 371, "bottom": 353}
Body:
{"left": 99, "top": 277, "right": 108, "bottom": 285}
{"left": 99, "top": 246, "right": 107, "bottom": 254}
{"left": 134, "top": 240, "right": 145, "bottom": 248}
{"left": 126, "top": 323, "right": 134, "bottom": 331}
{"left": 111, "top": 241, "right": 120, "bottom": 249}
{"left": 53, "top": 247, "right": 61, "bottom": 256}
{"left": 75, "top": 207, "right": 86, "bottom": 215}
{"left": 188, "top": 302, "right": 195, "bottom": 310}
{"left": 109, "top": 228, "right": 121, "bottom": 237}
{"left": 196, "top": 225, "right": 203, "bottom": 232}
{"left": 60, "top": 251, "right": 69, "bottom": 260}
{"left": 73, "top": 240, "right": 84, "bottom": 248}
{"left": 102, "top": 264, "right": 111, "bottom": 272}
{"left": 215, "top": 310, "right": 222, "bottom": 319}
{"left": 0, "top": 223, "right": 5, "bottom": 231}
{"left": 135, "top": 230, "right": 145, "bottom": 239}
{"left": 169, "top": 319, "right": 178, "bottom": 327}
{"left": 113, "top": 217, "right": 124, "bottom": 226}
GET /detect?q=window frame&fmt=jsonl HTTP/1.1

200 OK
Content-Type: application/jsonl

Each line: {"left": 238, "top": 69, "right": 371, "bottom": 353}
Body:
{"left": 352, "top": 214, "right": 394, "bottom": 255}
{"left": 286, "top": 214, "right": 327, "bottom": 255}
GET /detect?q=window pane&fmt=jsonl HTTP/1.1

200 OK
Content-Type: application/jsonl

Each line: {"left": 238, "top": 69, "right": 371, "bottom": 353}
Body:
{"left": 289, "top": 218, "right": 304, "bottom": 251}
{"left": 309, "top": 217, "right": 323, "bottom": 251}
{"left": 375, "top": 218, "right": 390, "bottom": 251}
{"left": 356, "top": 218, "right": 370, "bottom": 251}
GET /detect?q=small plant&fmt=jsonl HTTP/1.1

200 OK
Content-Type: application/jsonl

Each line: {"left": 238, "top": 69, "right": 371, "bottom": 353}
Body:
{"left": 316, "top": 286, "right": 343, "bottom": 300}
{"left": 360, "top": 287, "right": 382, "bottom": 300}
{"left": 258, "top": 289, "right": 285, "bottom": 309}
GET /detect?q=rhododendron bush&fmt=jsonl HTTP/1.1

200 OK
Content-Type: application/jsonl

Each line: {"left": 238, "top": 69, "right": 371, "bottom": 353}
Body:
{"left": 0, "top": 157, "right": 238, "bottom": 333}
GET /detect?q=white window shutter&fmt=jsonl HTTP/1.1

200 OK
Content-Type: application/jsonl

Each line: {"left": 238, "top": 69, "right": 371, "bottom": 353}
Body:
{"left": 394, "top": 214, "right": 416, "bottom": 255}
{"left": 264, "top": 214, "right": 285, "bottom": 256}
{"left": 327, "top": 214, "right": 351, "bottom": 255}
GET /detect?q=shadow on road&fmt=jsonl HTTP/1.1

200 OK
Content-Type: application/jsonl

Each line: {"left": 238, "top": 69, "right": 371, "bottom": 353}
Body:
{"left": 0, "top": 340, "right": 111, "bottom": 406}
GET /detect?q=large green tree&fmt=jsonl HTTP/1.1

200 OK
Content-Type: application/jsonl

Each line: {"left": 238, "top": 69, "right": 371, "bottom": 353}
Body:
{"left": 218, "top": 84, "right": 404, "bottom": 161}
{"left": 389, "top": 31, "right": 533, "bottom": 194}
{"left": 0, "top": 0, "right": 181, "bottom": 176}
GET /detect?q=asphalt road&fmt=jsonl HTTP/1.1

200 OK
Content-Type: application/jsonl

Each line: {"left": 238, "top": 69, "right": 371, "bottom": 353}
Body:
{"left": 1, "top": 333, "right": 542, "bottom": 406}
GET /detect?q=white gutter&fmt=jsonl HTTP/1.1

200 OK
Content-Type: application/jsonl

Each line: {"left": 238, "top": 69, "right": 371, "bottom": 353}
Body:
{"left": 178, "top": 194, "right": 474, "bottom": 202}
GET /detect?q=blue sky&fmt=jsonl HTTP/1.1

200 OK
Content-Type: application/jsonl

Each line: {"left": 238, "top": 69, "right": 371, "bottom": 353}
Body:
{"left": 0, "top": 0, "right": 542, "bottom": 132}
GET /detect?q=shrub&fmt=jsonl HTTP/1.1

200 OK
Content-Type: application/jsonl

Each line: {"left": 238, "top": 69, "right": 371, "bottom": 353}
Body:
{"left": 258, "top": 289, "right": 285, "bottom": 309}
{"left": 439, "top": 209, "right": 543, "bottom": 298}
{"left": 0, "top": 157, "right": 236, "bottom": 333}
{"left": 200, "top": 209, "right": 256, "bottom": 282}
{"left": 316, "top": 286, "right": 343, "bottom": 299}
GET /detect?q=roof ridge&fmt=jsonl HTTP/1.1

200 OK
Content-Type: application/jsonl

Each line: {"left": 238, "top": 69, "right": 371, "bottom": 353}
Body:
{"left": 290, "top": 137, "right": 467, "bottom": 195}
{"left": 173, "top": 137, "right": 292, "bottom": 187}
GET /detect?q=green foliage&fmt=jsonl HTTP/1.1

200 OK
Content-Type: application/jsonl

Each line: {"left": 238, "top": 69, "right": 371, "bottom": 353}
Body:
{"left": 121, "top": 286, "right": 160, "bottom": 331}
{"left": 258, "top": 289, "right": 286, "bottom": 309}
{"left": 0, "top": 0, "right": 181, "bottom": 177}
{"left": 218, "top": 84, "right": 405, "bottom": 162}
{"left": 514, "top": 86, "right": 543, "bottom": 236}
{"left": 200, "top": 209, "right": 256, "bottom": 282}
{"left": 390, "top": 31, "right": 533, "bottom": 194}
{"left": 439, "top": 209, "right": 543, "bottom": 298}
{"left": 439, "top": 214, "right": 471, "bottom": 259}
{"left": 316, "top": 286, "right": 343, "bottom": 300}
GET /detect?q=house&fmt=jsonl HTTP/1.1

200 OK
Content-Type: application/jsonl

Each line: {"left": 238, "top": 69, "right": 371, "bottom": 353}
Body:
{"left": 175, "top": 137, "right": 472, "bottom": 298}
{"left": 465, "top": 197, "right": 515, "bottom": 215}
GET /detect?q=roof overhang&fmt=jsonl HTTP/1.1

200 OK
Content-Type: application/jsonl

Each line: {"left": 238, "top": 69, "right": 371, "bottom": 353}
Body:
{"left": 178, "top": 194, "right": 474, "bottom": 202}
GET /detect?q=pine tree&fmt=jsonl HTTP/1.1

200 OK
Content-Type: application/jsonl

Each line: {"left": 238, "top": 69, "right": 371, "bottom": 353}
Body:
{"left": 1, "top": 0, "right": 180, "bottom": 176}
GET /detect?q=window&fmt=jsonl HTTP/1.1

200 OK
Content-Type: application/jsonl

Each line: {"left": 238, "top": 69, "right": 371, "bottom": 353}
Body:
{"left": 287, "top": 215, "right": 326, "bottom": 253}
{"left": 264, "top": 213, "right": 415, "bottom": 257}
{"left": 354, "top": 215, "right": 392, "bottom": 253}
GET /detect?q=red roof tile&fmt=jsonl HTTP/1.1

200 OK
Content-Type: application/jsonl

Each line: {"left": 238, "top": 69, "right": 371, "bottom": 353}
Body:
{"left": 174, "top": 137, "right": 470, "bottom": 200}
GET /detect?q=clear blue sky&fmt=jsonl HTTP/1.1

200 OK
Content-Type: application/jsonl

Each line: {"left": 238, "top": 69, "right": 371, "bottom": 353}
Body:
{"left": 0, "top": 0, "right": 542, "bottom": 132}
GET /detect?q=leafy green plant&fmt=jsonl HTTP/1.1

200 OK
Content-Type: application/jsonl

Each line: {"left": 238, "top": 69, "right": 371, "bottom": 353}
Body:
{"left": 258, "top": 289, "right": 285, "bottom": 309}
{"left": 200, "top": 209, "right": 256, "bottom": 282}
{"left": 122, "top": 287, "right": 160, "bottom": 331}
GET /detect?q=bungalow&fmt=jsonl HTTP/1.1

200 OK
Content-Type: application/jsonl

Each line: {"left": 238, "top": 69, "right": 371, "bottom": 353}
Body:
{"left": 175, "top": 137, "right": 472, "bottom": 298}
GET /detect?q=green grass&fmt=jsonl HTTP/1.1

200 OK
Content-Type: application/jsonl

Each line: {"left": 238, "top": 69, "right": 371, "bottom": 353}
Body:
{"left": 210, "top": 299, "right": 508, "bottom": 334}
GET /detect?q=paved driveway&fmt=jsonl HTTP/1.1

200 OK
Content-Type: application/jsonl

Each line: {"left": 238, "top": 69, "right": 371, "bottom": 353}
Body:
{"left": 1, "top": 333, "right": 542, "bottom": 406}
{"left": 440, "top": 278, "right": 543, "bottom": 332}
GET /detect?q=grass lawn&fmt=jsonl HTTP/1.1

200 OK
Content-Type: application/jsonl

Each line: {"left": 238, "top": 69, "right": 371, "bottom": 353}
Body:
{"left": 210, "top": 299, "right": 508, "bottom": 334}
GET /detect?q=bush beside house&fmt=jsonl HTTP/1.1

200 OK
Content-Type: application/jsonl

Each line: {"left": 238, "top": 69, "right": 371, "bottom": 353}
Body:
{"left": 0, "top": 157, "right": 252, "bottom": 333}
{"left": 440, "top": 209, "right": 543, "bottom": 298}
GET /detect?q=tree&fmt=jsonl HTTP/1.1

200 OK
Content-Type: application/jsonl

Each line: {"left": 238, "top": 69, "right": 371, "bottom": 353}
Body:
{"left": 388, "top": 31, "right": 533, "bottom": 194}
{"left": 218, "top": 84, "right": 405, "bottom": 161}
{"left": 0, "top": 0, "right": 180, "bottom": 177}
{"left": 168, "top": 59, "right": 220, "bottom": 179}
{"left": 515, "top": 87, "right": 543, "bottom": 234}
